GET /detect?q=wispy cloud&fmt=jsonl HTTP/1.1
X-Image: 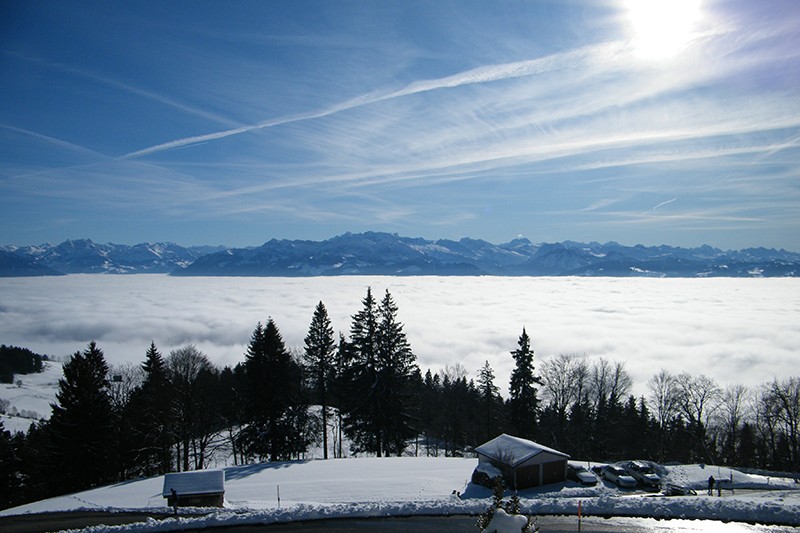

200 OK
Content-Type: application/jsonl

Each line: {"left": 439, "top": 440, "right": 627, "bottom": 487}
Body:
{"left": 581, "top": 198, "right": 625, "bottom": 212}
{"left": 648, "top": 198, "right": 678, "bottom": 212}
{"left": 5, "top": 52, "right": 241, "bottom": 128}
{"left": 2, "top": 1, "right": 799, "bottom": 248}
{"left": 0, "top": 125, "right": 106, "bottom": 158}
{"left": 122, "top": 42, "right": 628, "bottom": 159}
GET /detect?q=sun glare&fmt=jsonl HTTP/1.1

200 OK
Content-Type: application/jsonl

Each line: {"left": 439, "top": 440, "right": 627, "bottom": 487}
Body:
{"left": 625, "top": 0, "right": 702, "bottom": 60}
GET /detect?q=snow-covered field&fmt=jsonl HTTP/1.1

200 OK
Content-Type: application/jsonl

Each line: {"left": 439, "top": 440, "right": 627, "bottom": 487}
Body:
{"left": 2, "top": 457, "right": 799, "bottom": 531}
{"left": 0, "top": 361, "right": 61, "bottom": 434}
{"left": 2, "top": 364, "right": 800, "bottom": 530}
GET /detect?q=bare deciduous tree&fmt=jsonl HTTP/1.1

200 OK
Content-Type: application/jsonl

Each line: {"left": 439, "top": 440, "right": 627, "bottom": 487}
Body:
{"left": 716, "top": 383, "right": 750, "bottom": 465}
{"left": 768, "top": 377, "right": 800, "bottom": 469}
{"left": 108, "top": 362, "right": 144, "bottom": 411}
{"left": 589, "top": 358, "right": 631, "bottom": 409}
{"left": 540, "top": 353, "right": 588, "bottom": 421}
{"left": 676, "top": 373, "right": 721, "bottom": 427}
{"left": 647, "top": 369, "right": 680, "bottom": 430}
{"left": 167, "top": 344, "right": 215, "bottom": 471}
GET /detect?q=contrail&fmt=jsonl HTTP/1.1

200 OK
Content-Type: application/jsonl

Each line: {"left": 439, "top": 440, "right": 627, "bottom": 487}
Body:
{"left": 5, "top": 52, "right": 239, "bottom": 128}
{"left": 649, "top": 198, "right": 678, "bottom": 211}
{"left": 123, "top": 41, "right": 626, "bottom": 159}
{"left": 0, "top": 124, "right": 105, "bottom": 157}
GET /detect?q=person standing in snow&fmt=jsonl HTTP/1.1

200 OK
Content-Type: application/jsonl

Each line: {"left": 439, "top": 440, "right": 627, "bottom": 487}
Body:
{"left": 708, "top": 476, "right": 715, "bottom": 496}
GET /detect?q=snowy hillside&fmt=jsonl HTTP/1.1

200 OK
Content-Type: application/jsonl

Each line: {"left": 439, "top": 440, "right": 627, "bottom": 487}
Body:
{"left": 2, "top": 457, "right": 799, "bottom": 530}
{"left": 0, "top": 361, "right": 61, "bottom": 433}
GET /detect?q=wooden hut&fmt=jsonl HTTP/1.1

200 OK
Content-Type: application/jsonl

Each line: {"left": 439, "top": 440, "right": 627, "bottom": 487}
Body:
{"left": 162, "top": 469, "right": 225, "bottom": 507}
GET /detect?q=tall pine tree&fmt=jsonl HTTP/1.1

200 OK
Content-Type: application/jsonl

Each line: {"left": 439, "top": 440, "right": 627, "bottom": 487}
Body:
{"left": 0, "top": 420, "right": 21, "bottom": 508}
{"left": 341, "top": 288, "right": 381, "bottom": 455}
{"left": 477, "top": 360, "right": 504, "bottom": 443}
{"left": 48, "top": 341, "right": 114, "bottom": 493}
{"left": 507, "top": 328, "right": 542, "bottom": 440}
{"left": 241, "top": 319, "right": 304, "bottom": 461}
{"left": 127, "top": 342, "right": 174, "bottom": 475}
{"left": 303, "top": 301, "right": 336, "bottom": 459}
{"left": 343, "top": 288, "right": 419, "bottom": 457}
{"left": 376, "top": 290, "right": 419, "bottom": 455}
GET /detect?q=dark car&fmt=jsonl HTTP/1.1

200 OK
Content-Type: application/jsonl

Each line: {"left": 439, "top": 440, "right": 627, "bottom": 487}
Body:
{"left": 567, "top": 464, "right": 598, "bottom": 486}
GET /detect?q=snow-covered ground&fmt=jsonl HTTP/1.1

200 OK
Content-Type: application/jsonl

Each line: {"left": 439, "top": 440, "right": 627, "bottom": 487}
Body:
{"left": 0, "top": 361, "right": 61, "bottom": 433}
{"left": 3, "top": 366, "right": 800, "bottom": 530}
{"left": 2, "top": 457, "right": 799, "bottom": 531}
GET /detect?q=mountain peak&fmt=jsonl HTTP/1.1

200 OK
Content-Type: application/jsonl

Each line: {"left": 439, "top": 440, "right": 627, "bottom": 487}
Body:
{"left": 3, "top": 234, "right": 799, "bottom": 278}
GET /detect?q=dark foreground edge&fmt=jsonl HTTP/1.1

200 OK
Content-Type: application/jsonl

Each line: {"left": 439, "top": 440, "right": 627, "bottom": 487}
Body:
{"left": 2, "top": 511, "right": 799, "bottom": 533}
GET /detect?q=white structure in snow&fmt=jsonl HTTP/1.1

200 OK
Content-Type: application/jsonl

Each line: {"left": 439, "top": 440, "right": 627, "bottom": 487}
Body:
{"left": 475, "top": 433, "right": 570, "bottom": 489}
{"left": 162, "top": 469, "right": 225, "bottom": 507}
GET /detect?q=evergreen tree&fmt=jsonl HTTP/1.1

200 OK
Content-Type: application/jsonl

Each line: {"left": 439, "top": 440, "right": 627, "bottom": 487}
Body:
{"left": 241, "top": 319, "right": 304, "bottom": 461}
{"left": 303, "top": 301, "right": 336, "bottom": 459}
{"left": 127, "top": 342, "right": 174, "bottom": 475}
{"left": 738, "top": 422, "right": 758, "bottom": 467}
{"left": 0, "top": 345, "right": 44, "bottom": 384}
{"left": 218, "top": 364, "right": 246, "bottom": 465}
{"left": 376, "top": 290, "right": 419, "bottom": 455}
{"left": 332, "top": 333, "right": 351, "bottom": 458}
{"left": 565, "top": 394, "right": 593, "bottom": 459}
{"left": 477, "top": 360, "right": 503, "bottom": 443}
{"left": 419, "top": 369, "right": 443, "bottom": 456}
{"left": 439, "top": 368, "right": 471, "bottom": 456}
{"left": 48, "top": 341, "right": 114, "bottom": 493}
{"left": 0, "top": 420, "right": 21, "bottom": 509}
{"left": 507, "top": 328, "right": 541, "bottom": 440}
{"left": 343, "top": 288, "right": 419, "bottom": 457}
{"left": 342, "top": 288, "right": 382, "bottom": 455}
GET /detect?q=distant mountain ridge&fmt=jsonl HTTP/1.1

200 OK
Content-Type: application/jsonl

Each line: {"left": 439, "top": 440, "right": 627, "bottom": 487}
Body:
{"left": 2, "top": 233, "right": 799, "bottom": 277}
{"left": 174, "top": 232, "right": 800, "bottom": 278}
{"left": 0, "top": 239, "right": 224, "bottom": 276}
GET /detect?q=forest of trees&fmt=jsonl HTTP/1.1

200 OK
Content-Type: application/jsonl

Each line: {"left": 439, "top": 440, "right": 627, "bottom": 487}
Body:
{"left": 0, "top": 345, "right": 44, "bottom": 384}
{"left": 1, "top": 287, "right": 799, "bottom": 510}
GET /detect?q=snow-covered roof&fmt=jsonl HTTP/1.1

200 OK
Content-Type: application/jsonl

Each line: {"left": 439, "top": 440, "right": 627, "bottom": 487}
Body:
{"left": 162, "top": 469, "right": 225, "bottom": 497}
{"left": 475, "top": 434, "right": 569, "bottom": 467}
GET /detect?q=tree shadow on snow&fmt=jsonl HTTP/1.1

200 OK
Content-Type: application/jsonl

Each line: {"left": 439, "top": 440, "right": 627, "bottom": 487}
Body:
{"left": 224, "top": 460, "right": 310, "bottom": 481}
{"left": 459, "top": 481, "right": 575, "bottom": 500}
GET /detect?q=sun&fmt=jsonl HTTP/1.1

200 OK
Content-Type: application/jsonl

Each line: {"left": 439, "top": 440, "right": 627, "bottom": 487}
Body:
{"left": 625, "top": 0, "right": 702, "bottom": 60}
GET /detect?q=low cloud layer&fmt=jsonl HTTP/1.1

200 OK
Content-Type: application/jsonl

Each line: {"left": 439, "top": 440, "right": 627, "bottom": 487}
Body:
{"left": 1, "top": 275, "right": 797, "bottom": 397}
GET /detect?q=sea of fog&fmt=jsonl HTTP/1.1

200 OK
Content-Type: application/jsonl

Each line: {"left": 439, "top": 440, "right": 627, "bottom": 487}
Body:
{"left": 0, "top": 275, "right": 797, "bottom": 397}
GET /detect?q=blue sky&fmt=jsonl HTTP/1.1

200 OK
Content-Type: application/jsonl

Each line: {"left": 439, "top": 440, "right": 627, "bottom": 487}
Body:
{"left": 1, "top": 0, "right": 799, "bottom": 250}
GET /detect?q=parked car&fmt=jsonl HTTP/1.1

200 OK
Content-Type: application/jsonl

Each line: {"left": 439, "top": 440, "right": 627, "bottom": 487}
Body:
{"left": 623, "top": 460, "right": 661, "bottom": 489}
{"left": 567, "top": 464, "right": 598, "bottom": 486}
{"left": 662, "top": 483, "right": 697, "bottom": 496}
{"left": 601, "top": 465, "right": 637, "bottom": 488}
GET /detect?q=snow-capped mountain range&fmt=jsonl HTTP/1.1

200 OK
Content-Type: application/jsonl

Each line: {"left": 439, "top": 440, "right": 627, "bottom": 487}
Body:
{"left": 0, "top": 239, "right": 224, "bottom": 276}
{"left": 3, "top": 232, "right": 798, "bottom": 277}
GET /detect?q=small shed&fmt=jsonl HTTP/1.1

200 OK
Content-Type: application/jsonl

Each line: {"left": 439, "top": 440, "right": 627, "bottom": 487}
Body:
{"left": 474, "top": 433, "right": 570, "bottom": 489}
{"left": 162, "top": 469, "right": 225, "bottom": 508}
